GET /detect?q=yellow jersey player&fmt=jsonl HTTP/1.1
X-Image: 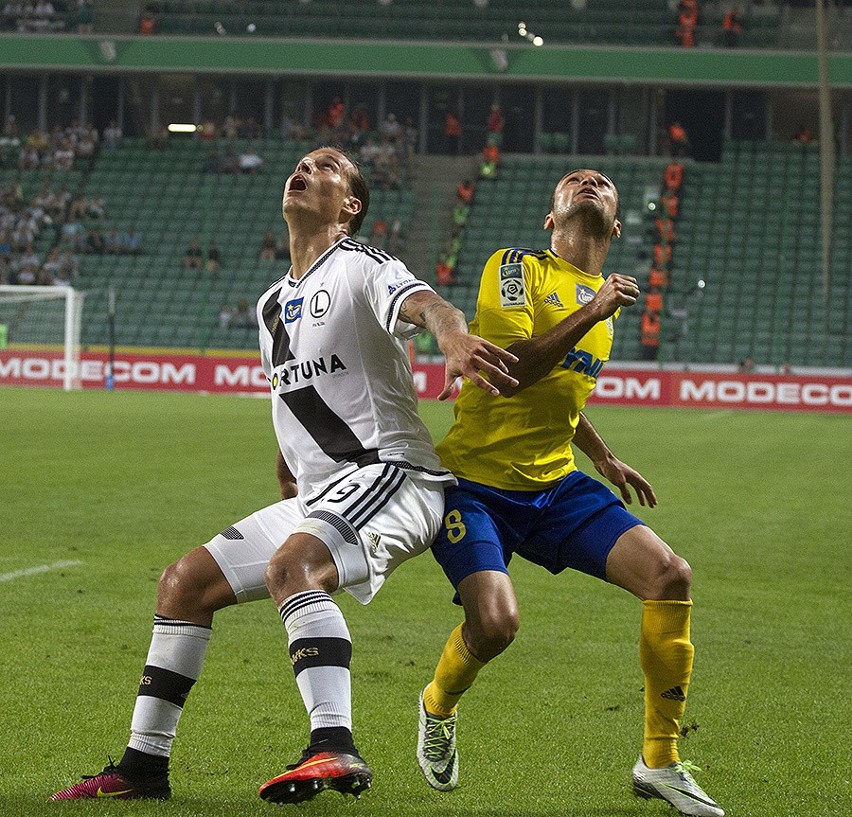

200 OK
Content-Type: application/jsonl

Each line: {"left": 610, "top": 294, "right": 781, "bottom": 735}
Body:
{"left": 416, "top": 169, "right": 724, "bottom": 817}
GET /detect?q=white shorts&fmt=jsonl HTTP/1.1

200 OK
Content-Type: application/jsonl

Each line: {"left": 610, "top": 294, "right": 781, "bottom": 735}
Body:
{"left": 204, "top": 464, "right": 446, "bottom": 605}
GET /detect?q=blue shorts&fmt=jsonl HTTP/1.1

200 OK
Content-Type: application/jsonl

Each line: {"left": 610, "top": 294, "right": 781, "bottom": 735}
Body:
{"left": 432, "top": 471, "right": 643, "bottom": 597}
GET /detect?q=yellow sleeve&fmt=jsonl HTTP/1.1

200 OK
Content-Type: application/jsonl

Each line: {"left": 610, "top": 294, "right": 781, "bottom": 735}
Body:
{"left": 474, "top": 251, "right": 536, "bottom": 348}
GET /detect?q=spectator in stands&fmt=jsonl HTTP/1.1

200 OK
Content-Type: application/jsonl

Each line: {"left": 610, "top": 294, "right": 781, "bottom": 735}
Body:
{"left": 387, "top": 215, "right": 404, "bottom": 255}
{"left": 655, "top": 216, "right": 677, "bottom": 245}
{"left": 121, "top": 227, "right": 143, "bottom": 255}
{"left": 1, "top": 2, "right": 20, "bottom": 31}
{"left": 77, "top": 122, "right": 98, "bottom": 158}
{"left": 103, "top": 119, "right": 122, "bottom": 150}
{"left": 53, "top": 137, "right": 76, "bottom": 171}
{"left": 18, "top": 141, "right": 41, "bottom": 170}
{"left": 663, "top": 161, "right": 684, "bottom": 193}
{"left": 17, "top": 243, "right": 40, "bottom": 280}
{"left": 737, "top": 356, "right": 755, "bottom": 373}
{"left": 58, "top": 248, "right": 78, "bottom": 281}
{"left": 260, "top": 230, "right": 277, "bottom": 261}
{"left": 640, "top": 309, "right": 661, "bottom": 360}
{"left": 675, "top": 0, "right": 698, "bottom": 48}
{"left": 61, "top": 215, "right": 83, "bottom": 245}
{"left": 380, "top": 112, "right": 402, "bottom": 144}
{"left": 486, "top": 103, "right": 504, "bottom": 145}
{"left": 372, "top": 137, "right": 402, "bottom": 190}
{"left": 206, "top": 240, "right": 220, "bottom": 274}
{"left": 184, "top": 239, "right": 203, "bottom": 270}
{"left": 232, "top": 298, "right": 254, "bottom": 328}
{"left": 723, "top": 7, "right": 742, "bottom": 47}
{"left": 653, "top": 242, "right": 672, "bottom": 269}
{"left": 648, "top": 266, "right": 669, "bottom": 290}
{"left": 218, "top": 303, "right": 233, "bottom": 329}
{"left": 370, "top": 217, "right": 388, "bottom": 249}
{"left": 75, "top": 0, "right": 95, "bottom": 33}
{"left": 34, "top": 0, "right": 55, "bottom": 27}
{"left": 479, "top": 139, "right": 500, "bottom": 180}
{"left": 457, "top": 179, "right": 475, "bottom": 206}
{"left": 359, "top": 135, "right": 380, "bottom": 174}
{"left": 793, "top": 126, "right": 814, "bottom": 143}
{"left": 350, "top": 103, "right": 370, "bottom": 134}
{"left": 435, "top": 254, "right": 455, "bottom": 287}
{"left": 645, "top": 289, "right": 664, "bottom": 314}
{"left": 659, "top": 189, "right": 679, "bottom": 219}
{"left": 42, "top": 245, "right": 61, "bottom": 277}
{"left": 399, "top": 115, "right": 416, "bottom": 165}
{"left": 138, "top": 7, "right": 157, "bottom": 35}
{"left": 238, "top": 144, "right": 264, "bottom": 174}
{"left": 444, "top": 111, "right": 462, "bottom": 155}
{"left": 667, "top": 122, "right": 690, "bottom": 158}
{"left": 452, "top": 200, "right": 470, "bottom": 231}
{"left": 781, "top": 362, "right": 793, "bottom": 375}
{"left": 85, "top": 227, "right": 105, "bottom": 254}
{"left": 199, "top": 119, "right": 217, "bottom": 141}
{"left": 327, "top": 97, "right": 346, "bottom": 131}
{"left": 105, "top": 228, "right": 121, "bottom": 254}
{"left": 53, "top": 264, "right": 73, "bottom": 287}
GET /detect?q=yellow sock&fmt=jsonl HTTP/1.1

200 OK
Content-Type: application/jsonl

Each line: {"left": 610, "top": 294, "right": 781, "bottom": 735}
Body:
{"left": 640, "top": 599, "right": 694, "bottom": 768}
{"left": 423, "top": 624, "right": 486, "bottom": 717}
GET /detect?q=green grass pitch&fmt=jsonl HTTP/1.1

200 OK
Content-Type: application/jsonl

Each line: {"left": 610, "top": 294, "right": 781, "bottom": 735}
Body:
{"left": 2, "top": 387, "right": 850, "bottom": 816}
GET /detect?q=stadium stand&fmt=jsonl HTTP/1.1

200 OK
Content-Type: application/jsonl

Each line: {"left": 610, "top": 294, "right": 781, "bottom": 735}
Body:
{"left": 76, "top": 137, "right": 415, "bottom": 350}
{"left": 141, "top": 0, "right": 780, "bottom": 48}
{"left": 2, "top": 128, "right": 846, "bottom": 369}
{"left": 671, "top": 140, "right": 850, "bottom": 368}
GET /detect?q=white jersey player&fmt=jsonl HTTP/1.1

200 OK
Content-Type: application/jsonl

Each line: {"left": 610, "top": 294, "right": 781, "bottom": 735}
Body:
{"left": 52, "top": 147, "right": 518, "bottom": 806}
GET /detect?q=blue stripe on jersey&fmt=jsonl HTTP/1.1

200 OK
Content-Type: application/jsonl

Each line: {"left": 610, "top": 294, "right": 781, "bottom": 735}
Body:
{"left": 499, "top": 247, "right": 545, "bottom": 267}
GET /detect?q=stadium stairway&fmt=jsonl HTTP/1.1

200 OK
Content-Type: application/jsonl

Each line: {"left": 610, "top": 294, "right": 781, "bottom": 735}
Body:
{"left": 405, "top": 153, "right": 480, "bottom": 284}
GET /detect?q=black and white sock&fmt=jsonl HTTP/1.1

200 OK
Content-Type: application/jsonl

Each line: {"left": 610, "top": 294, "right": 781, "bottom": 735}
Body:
{"left": 123, "top": 615, "right": 211, "bottom": 768}
{"left": 279, "top": 591, "right": 354, "bottom": 752}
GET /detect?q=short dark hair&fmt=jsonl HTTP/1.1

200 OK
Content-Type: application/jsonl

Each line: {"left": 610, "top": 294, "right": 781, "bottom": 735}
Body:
{"left": 549, "top": 170, "right": 620, "bottom": 221}
{"left": 343, "top": 154, "right": 369, "bottom": 237}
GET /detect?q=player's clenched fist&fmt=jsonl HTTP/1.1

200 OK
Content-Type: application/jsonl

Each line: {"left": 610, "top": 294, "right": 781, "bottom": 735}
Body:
{"left": 590, "top": 273, "right": 640, "bottom": 319}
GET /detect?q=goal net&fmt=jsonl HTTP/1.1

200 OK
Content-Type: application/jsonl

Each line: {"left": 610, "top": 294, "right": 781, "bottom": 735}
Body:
{"left": 0, "top": 286, "right": 86, "bottom": 390}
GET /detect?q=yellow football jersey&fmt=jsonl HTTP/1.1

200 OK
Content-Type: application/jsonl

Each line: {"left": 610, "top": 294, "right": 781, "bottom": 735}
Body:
{"left": 437, "top": 247, "right": 617, "bottom": 490}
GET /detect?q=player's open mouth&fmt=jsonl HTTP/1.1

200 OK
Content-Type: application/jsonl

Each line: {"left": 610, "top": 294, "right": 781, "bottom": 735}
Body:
{"left": 288, "top": 176, "right": 307, "bottom": 192}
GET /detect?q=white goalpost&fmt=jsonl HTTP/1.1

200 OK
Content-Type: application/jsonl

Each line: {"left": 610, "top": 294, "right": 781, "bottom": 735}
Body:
{"left": 0, "top": 285, "right": 87, "bottom": 391}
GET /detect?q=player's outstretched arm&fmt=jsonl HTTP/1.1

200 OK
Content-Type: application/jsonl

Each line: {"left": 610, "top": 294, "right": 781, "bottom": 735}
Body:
{"left": 399, "top": 290, "right": 518, "bottom": 400}
{"left": 573, "top": 412, "right": 657, "bottom": 507}
{"left": 504, "top": 273, "right": 640, "bottom": 395}
{"left": 276, "top": 449, "right": 298, "bottom": 499}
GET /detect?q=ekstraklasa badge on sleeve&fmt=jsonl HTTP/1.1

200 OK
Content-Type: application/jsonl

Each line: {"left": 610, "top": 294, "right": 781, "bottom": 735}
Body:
{"left": 499, "top": 263, "right": 526, "bottom": 308}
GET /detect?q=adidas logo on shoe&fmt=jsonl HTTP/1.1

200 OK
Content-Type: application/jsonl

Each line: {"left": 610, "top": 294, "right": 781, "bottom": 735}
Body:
{"left": 661, "top": 686, "right": 686, "bottom": 701}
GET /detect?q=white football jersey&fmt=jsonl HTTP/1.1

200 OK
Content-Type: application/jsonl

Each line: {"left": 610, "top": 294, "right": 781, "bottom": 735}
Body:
{"left": 256, "top": 237, "right": 455, "bottom": 501}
